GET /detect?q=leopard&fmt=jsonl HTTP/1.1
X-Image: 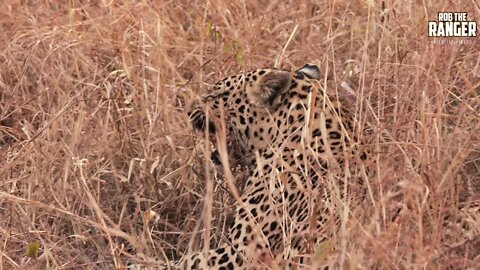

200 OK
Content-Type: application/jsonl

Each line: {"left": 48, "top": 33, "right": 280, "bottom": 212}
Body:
{"left": 180, "top": 63, "right": 372, "bottom": 270}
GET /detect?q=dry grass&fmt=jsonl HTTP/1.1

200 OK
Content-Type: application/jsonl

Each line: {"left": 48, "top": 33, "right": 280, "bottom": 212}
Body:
{"left": 1, "top": 0, "right": 479, "bottom": 269}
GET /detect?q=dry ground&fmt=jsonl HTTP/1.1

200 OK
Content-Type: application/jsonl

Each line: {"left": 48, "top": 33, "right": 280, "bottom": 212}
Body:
{"left": 1, "top": 0, "right": 479, "bottom": 269}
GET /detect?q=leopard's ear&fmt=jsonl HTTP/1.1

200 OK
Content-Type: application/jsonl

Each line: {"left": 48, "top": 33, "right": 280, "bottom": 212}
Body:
{"left": 295, "top": 64, "right": 320, "bottom": 80}
{"left": 250, "top": 70, "right": 291, "bottom": 107}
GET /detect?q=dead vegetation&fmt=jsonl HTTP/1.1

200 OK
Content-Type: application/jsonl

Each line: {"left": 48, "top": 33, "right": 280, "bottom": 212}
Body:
{"left": 0, "top": 0, "right": 479, "bottom": 269}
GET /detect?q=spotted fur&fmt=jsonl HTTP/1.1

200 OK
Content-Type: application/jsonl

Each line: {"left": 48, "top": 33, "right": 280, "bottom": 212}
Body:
{"left": 183, "top": 64, "right": 370, "bottom": 269}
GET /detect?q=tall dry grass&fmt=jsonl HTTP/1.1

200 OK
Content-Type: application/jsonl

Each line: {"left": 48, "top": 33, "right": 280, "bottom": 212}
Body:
{"left": 0, "top": 0, "right": 479, "bottom": 269}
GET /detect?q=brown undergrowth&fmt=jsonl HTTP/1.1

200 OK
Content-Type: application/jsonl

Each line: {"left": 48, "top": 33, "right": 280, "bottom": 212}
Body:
{"left": 0, "top": 1, "right": 479, "bottom": 269}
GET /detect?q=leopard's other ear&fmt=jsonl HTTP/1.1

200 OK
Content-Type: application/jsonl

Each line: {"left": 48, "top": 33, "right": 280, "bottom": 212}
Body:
{"left": 295, "top": 64, "right": 320, "bottom": 80}
{"left": 248, "top": 70, "right": 291, "bottom": 108}
{"left": 188, "top": 101, "right": 216, "bottom": 133}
